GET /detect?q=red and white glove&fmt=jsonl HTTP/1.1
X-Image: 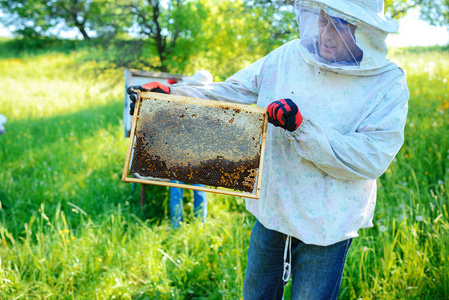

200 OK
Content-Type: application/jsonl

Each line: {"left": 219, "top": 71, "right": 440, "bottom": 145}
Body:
{"left": 267, "top": 99, "right": 303, "bottom": 132}
{"left": 127, "top": 82, "right": 170, "bottom": 115}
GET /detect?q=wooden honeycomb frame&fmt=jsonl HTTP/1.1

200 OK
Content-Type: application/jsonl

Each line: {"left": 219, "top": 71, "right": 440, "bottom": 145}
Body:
{"left": 122, "top": 91, "right": 268, "bottom": 199}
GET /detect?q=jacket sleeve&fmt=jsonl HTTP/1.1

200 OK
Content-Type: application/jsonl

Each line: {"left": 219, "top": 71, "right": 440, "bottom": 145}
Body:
{"left": 170, "top": 56, "right": 266, "bottom": 105}
{"left": 285, "top": 76, "right": 409, "bottom": 181}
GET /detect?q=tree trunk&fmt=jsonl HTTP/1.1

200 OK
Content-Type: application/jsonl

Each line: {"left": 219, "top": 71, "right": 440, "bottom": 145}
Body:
{"left": 78, "top": 26, "right": 90, "bottom": 40}
{"left": 151, "top": 1, "right": 167, "bottom": 71}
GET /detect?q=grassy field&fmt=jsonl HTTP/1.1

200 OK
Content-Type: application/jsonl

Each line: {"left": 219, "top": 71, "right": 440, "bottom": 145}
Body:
{"left": 0, "top": 41, "right": 448, "bottom": 299}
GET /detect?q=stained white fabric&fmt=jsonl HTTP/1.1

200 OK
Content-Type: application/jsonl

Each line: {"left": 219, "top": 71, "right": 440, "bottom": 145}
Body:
{"left": 169, "top": 4, "right": 408, "bottom": 246}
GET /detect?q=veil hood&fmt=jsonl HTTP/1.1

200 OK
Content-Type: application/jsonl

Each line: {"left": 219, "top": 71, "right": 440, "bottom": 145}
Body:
{"left": 295, "top": 0, "right": 399, "bottom": 76}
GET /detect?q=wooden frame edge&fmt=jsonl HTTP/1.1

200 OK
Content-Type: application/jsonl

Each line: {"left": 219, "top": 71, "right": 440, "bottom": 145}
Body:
{"left": 139, "top": 91, "right": 267, "bottom": 114}
{"left": 122, "top": 177, "right": 259, "bottom": 199}
{"left": 122, "top": 91, "right": 141, "bottom": 181}
{"left": 255, "top": 113, "right": 268, "bottom": 198}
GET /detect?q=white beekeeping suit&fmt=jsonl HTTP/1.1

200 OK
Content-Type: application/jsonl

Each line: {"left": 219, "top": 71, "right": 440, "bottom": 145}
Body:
{"left": 170, "top": 0, "right": 409, "bottom": 246}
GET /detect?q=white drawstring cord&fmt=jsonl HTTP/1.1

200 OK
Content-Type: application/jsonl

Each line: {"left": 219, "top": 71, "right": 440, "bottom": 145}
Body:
{"left": 282, "top": 235, "right": 292, "bottom": 300}
{"left": 282, "top": 235, "right": 292, "bottom": 282}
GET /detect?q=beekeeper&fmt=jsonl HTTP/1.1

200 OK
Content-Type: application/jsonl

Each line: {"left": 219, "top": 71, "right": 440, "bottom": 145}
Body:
{"left": 128, "top": 0, "right": 409, "bottom": 298}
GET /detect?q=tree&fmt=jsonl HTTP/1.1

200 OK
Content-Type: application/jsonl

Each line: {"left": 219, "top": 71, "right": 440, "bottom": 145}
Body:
{"left": 0, "top": 0, "right": 130, "bottom": 39}
{"left": 0, "top": 1, "right": 53, "bottom": 38}
{"left": 384, "top": 0, "right": 424, "bottom": 19}
{"left": 47, "top": 0, "right": 96, "bottom": 39}
{"left": 418, "top": 0, "right": 449, "bottom": 27}
{"left": 122, "top": 0, "right": 208, "bottom": 72}
{"left": 384, "top": 0, "right": 449, "bottom": 29}
{"left": 174, "top": 0, "right": 296, "bottom": 79}
{"left": 243, "top": 0, "right": 296, "bottom": 44}
{"left": 126, "top": 0, "right": 180, "bottom": 71}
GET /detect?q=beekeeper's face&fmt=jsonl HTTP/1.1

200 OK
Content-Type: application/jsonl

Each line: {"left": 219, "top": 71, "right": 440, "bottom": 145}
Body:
{"left": 318, "top": 10, "right": 361, "bottom": 62}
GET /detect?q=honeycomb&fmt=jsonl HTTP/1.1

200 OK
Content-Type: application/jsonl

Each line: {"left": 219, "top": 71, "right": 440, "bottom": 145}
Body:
{"left": 129, "top": 93, "right": 266, "bottom": 193}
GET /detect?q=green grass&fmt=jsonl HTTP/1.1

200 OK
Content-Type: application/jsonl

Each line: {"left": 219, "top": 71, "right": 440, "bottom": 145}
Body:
{"left": 0, "top": 41, "right": 448, "bottom": 299}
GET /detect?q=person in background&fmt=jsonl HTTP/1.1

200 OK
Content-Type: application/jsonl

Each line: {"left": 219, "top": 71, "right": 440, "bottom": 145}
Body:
{"left": 0, "top": 114, "right": 6, "bottom": 135}
{"left": 128, "top": 1, "right": 408, "bottom": 298}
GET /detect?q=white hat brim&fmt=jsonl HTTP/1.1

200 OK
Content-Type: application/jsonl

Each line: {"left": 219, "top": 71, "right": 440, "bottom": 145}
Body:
{"left": 299, "top": 0, "right": 399, "bottom": 33}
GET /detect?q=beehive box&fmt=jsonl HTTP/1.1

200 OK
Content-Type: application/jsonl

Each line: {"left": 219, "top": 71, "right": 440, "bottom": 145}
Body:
{"left": 122, "top": 91, "right": 268, "bottom": 199}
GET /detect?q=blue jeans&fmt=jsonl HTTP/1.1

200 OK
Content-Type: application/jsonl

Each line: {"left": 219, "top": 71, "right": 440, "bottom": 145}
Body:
{"left": 170, "top": 181, "right": 207, "bottom": 228}
{"left": 243, "top": 220, "right": 352, "bottom": 300}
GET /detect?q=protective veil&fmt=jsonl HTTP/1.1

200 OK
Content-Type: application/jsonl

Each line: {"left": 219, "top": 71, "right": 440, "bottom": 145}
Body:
{"left": 295, "top": 0, "right": 398, "bottom": 76}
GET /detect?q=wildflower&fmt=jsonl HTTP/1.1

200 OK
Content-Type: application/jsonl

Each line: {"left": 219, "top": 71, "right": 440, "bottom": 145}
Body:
{"left": 71, "top": 236, "right": 76, "bottom": 240}
{"left": 379, "top": 225, "right": 387, "bottom": 232}
{"left": 438, "top": 180, "right": 444, "bottom": 185}
{"left": 98, "top": 258, "right": 102, "bottom": 262}
{"left": 425, "top": 171, "right": 429, "bottom": 175}
{"left": 416, "top": 215, "right": 423, "bottom": 222}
